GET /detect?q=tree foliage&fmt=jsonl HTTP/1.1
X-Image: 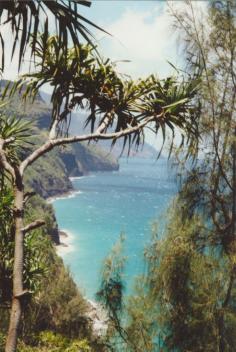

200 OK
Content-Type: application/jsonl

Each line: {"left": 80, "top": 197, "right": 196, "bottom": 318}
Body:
{"left": 11, "top": 35, "right": 200, "bottom": 154}
{"left": 0, "top": 1, "right": 202, "bottom": 351}
{"left": 96, "top": 2, "right": 236, "bottom": 351}
{"left": 0, "top": 0, "right": 105, "bottom": 71}
{"left": 0, "top": 186, "right": 49, "bottom": 308}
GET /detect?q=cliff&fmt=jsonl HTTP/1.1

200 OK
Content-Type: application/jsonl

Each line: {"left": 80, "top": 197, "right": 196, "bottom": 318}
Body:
{"left": 0, "top": 80, "right": 119, "bottom": 198}
{"left": 0, "top": 80, "right": 119, "bottom": 245}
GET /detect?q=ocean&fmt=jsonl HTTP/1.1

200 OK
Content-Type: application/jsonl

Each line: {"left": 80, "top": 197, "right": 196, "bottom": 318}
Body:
{"left": 52, "top": 157, "right": 178, "bottom": 299}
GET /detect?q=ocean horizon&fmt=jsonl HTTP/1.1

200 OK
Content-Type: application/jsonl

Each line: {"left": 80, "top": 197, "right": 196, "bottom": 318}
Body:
{"left": 52, "top": 157, "right": 178, "bottom": 299}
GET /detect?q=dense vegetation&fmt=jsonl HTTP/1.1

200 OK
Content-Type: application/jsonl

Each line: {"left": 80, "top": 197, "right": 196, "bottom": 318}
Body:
{"left": 95, "top": 2, "right": 236, "bottom": 351}
{"left": 0, "top": 185, "right": 106, "bottom": 352}
{"left": 0, "top": 86, "right": 119, "bottom": 350}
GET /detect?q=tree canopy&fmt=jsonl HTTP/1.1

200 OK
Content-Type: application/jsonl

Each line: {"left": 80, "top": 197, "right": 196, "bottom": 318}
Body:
{"left": 0, "top": 0, "right": 105, "bottom": 71}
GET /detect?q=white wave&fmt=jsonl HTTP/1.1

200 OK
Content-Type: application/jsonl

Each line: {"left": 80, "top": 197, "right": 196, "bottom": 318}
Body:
{"left": 70, "top": 174, "right": 96, "bottom": 181}
{"left": 56, "top": 229, "right": 76, "bottom": 256}
{"left": 86, "top": 299, "right": 108, "bottom": 336}
{"left": 69, "top": 176, "right": 86, "bottom": 181}
{"left": 56, "top": 244, "right": 75, "bottom": 256}
{"left": 47, "top": 190, "right": 82, "bottom": 203}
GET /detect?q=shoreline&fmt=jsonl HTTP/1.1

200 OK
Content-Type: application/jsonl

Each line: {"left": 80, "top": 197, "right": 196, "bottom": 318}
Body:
{"left": 86, "top": 299, "right": 108, "bottom": 336}
{"left": 47, "top": 177, "right": 109, "bottom": 336}
{"left": 47, "top": 190, "right": 82, "bottom": 204}
{"left": 51, "top": 193, "right": 108, "bottom": 336}
{"left": 55, "top": 229, "right": 75, "bottom": 256}
{"left": 56, "top": 230, "right": 108, "bottom": 335}
{"left": 56, "top": 230, "right": 108, "bottom": 336}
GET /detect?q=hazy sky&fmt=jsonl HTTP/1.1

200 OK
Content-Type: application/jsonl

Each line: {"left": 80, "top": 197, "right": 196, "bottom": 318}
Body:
{"left": 79, "top": 1, "right": 181, "bottom": 78}
{"left": 2, "top": 1, "right": 182, "bottom": 81}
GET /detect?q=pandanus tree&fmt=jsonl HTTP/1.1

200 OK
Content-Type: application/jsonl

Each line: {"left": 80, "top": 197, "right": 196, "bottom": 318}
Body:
{"left": 0, "top": 3, "right": 199, "bottom": 351}
{"left": 0, "top": 2, "right": 103, "bottom": 350}
{"left": 0, "top": 34, "right": 199, "bottom": 352}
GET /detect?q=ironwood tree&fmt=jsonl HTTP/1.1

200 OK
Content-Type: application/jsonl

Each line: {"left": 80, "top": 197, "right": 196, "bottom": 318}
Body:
{"left": 0, "top": 2, "right": 199, "bottom": 352}
{"left": 95, "top": 1, "right": 236, "bottom": 351}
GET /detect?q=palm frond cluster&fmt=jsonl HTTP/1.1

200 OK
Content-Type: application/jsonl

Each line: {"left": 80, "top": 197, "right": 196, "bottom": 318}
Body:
{"left": 13, "top": 35, "right": 200, "bottom": 154}
{"left": 0, "top": 114, "right": 32, "bottom": 166}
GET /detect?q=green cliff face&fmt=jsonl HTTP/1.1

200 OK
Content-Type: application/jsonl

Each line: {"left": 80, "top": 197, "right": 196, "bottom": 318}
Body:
{"left": 23, "top": 137, "right": 119, "bottom": 199}
{"left": 0, "top": 79, "right": 119, "bottom": 199}
{"left": 0, "top": 80, "right": 119, "bottom": 246}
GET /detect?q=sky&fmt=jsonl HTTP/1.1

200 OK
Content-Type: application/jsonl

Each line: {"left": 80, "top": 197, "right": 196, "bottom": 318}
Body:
{"left": 79, "top": 0, "right": 181, "bottom": 78}
{"left": 79, "top": 0, "right": 182, "bottom": 151}
{"left": 2, "top": 1, "right": 183, "bottom": 80}
{"left": 1, "top": 0, "right": 207, "bottom": 151}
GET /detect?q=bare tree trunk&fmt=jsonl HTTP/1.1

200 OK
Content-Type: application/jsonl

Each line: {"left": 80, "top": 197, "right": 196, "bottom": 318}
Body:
{"left": 5, "top": 169, "right": 25, "bottom": 352}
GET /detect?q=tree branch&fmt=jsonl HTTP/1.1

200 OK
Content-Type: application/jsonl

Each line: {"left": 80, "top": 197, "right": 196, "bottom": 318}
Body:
{"left": 0, "top": 138, "right": 15, "bottom": 178}
{"left": 95, "top": 111, "right": 114, "bottom": 134}
{"left": 5, "top": 137, "right": 15, "bottom": 145}
{"left": 20, "top": 114, "right": 159, "bottom": 173}
{"left": 23, "top": 191, "right": 36, "bottom": 204}
{"left": 49, "top": 116, "right": 60, "bottom": 140}
{"left": 22, "top": 220, "right": 45, "bottom": 234}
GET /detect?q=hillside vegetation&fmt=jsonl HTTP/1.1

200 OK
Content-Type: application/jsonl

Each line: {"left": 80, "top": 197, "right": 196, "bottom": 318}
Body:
{"left": 0, "top": 79, "right": 119, "bottom": 198}
{"left": 0, "top": 84, "right": 114, "bottom": 351}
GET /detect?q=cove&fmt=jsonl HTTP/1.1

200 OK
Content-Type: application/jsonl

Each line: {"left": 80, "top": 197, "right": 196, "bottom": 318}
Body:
{"left": 52, "top": 157, "right": 177, "bottom": 299}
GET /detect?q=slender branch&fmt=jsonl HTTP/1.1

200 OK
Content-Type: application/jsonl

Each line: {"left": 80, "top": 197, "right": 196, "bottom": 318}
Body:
{"left": 20, "top": 114, "right": 159, "bottom": 173}
{"left": 223, "top": 269, "right": 234, "bottom": 308}
{"left": 169, "top": 2, "right": 232, "bottom": 190}
{"left": 23, "top": 191, "right": 36, "bottom": 204}
{"left": 22, "top": 220, "right": 45, "bottom": 234}
{"left": 0, "top": 139, "right": 15, "bottom": 178}
{"left": 96, "top": 111, "right": 114, "bottom": 134}
{"left": 232, "top": 126, "right": 236, "bottom": 242}
{"left": 189, "top": 2, "right": 232, "bottom": 191}
{"left": 218, "top": 268, "right": 235, "bottom": 352}
{"left": 49, "top": 118, "right": 60, "bottom": 140}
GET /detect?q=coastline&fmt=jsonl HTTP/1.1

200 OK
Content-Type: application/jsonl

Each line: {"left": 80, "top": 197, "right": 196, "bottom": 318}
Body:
{"left": 86, "top": 299, "right": 108, "bottom": 336}
{"left": 47, "top": 190, "right": 82, "bottom": 204}
{"left": 56, "top": 229, "right": 108, "bottom": 335}
{"left": 49, "top": 178, "right": 109, "bottom": 336}
{"left": 55, "top": 229, "right": 75, "bottom": 256}
{"left": 48, "top": 181, "right": 83, "bottom": 252}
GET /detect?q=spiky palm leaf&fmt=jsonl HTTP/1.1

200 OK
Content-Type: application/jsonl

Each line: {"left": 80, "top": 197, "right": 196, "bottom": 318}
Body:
{"left": 0, "top": 186, "right": 50, "bottom": 303}
{"left": 0, "top": 0, "right": 106, "bottom": 71}
{"left": 0, "top": 114, "right": 32, "bottom": 165}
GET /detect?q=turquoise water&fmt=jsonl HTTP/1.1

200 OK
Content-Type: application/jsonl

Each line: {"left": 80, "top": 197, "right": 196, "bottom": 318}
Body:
{"left": 52, "top": 157, "right": 177, "bottom": 299}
